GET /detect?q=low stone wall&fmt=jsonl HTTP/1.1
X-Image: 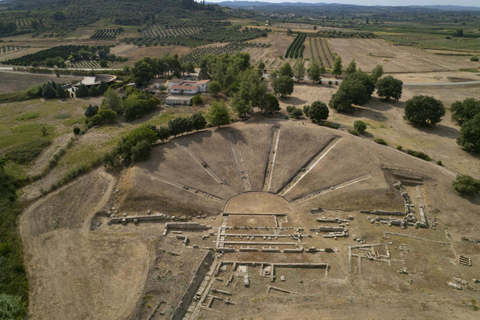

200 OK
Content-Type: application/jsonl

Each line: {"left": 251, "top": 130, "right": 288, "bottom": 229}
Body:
{"left": 170, "top": 250, "right": 214, "bottom": 320}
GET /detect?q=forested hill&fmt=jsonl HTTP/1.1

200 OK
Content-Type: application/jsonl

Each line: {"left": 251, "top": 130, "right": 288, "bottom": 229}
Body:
{"left": 7, "top": 0, "right": 223, "bottom": 27}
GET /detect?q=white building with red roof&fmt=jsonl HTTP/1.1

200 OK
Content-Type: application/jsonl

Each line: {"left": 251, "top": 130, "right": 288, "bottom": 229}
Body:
{"left": 167, "top": 79, "right": 210, "bottom": 95}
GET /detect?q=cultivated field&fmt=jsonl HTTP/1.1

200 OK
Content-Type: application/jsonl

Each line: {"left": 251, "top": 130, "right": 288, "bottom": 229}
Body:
{"left": 331, "top": 38, "right": 452, "bottom": 73}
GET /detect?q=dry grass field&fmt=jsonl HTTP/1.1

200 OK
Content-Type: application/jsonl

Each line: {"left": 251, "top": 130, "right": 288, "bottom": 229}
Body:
{"left": 0, "top": 71, "right": 80, "bottom": 94}
{"left": 331, "top": 38, "right": 452, "bottom": 73}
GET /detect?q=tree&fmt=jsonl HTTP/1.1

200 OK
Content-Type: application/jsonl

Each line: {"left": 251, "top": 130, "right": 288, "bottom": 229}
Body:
{"left": 345, "top": 59, "right": 357, "bottom": 75}
{"left": 231, "top": 69, "right": 267, "bottom": 118}
{"left": 208, "top": 80, "right": 221, "bottom": 96}
{"left": 371, "top": 64, "right": 384, "bottom": 81}
{"left": 404, "top": 95, "right": 445, "bottom": 126}
{"left": 291, "top": 108, "right": 303, "bottom": 119}
{"left": 279, "top": 62, "right": 293, "bottom": 78}
{"left": 89, "top": 85, "right": 99, "bottom": 97}
{"left": 332, "top": 56, "right": 342, "bottom": 78}
{"left": 354, "top": 120, "right": 367, "bottom": 134}
{"left": 156, "top": 126, "right": 171, "bottom": 142}
{"left": 91, "top": 109, "right": 118, "bottom": 126}
{"left": 206, "top": 99, "right": 230, "bottom": 128}
{"left": 451, "top": 98, "right": 480, "bottom": 124}
{"left": 131, "top": 140, "right": 152, "bottom": 162}
{"left": 376, "top": 76, "right": 403, "bottom": 101}
{"left": 303, "top": 105, "right": 310, "bottom": 117}
{"left": 263, "top": 93, "right": 280, "bottom": 115}
{"left": 56, "top": 85, "right": 66, "bottom": 98}
{"left": 307, "top": 61, "right": 321, "bottom": 83}
{"left": 75, "top": 84, "right": 89, "bottom": 98}
{"left": 97, "top": 81, "right": 109, "bottom": 95}
{"left": 42, "top": 85, "right": 57, "bottom": 99}
{"left": 272, "top": 75, "right": 294, "bottom": 98}
{"left": 192, "top": 94, "right": 203, "bottom": 105}
{"left": 168, "top": 117, "right": 187, "bottom": 137}
{"left": 457, "top": 113, "right": 480, "bottom": 152}
{"left": 258, "top": 61, "right": 265, "bottom": 70}
{"left": 293, "top": 58, "right": 305, "bottom": 82}
{"left": 132, "top": 59, "right": 154, "bottom": 86}
{"left": 198, "top": 68, "right": 209, "bottom": 80}
{"left": 329, "top": 90, "right": 353, "bottom": 113}
{"left": 287, "top": 28, "right": 293, "bottom": 35}
{"left": 73, "top": 126, "right": 81, "bottom": 135}
{"left": 453, "top": 175, "right": 480, "bottom": 195}
{"left": 308, "top": 101, "right": 329, "bottom": 122}
{"left": 85, "top": 104, "right": 99, "bottom": 118}
{"left": 102, "top": 88, "right": 123, "bottom": 114}
{"left": 191, "top": 113, "right": 207, "bottom": 131}
{"left": 125, "top": 125, "right": 158, "bottom": 145}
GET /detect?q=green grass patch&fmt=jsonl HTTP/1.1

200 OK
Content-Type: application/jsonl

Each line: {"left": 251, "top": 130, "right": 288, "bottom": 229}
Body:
{"left": 54, "top": 113, "right": 71, "bottom": 119}
{"left": 5, "top": 139, "right": 51, "bottom": 164}
{"left": 15, "top": 112, "right": 40, "bottom": 121}
{"left": 0, "top": 123, "right": 55, "bottom": 149}
{"left": 0, "top": 172, "right": 28, "bottom": 319}
{"left": 0, "top": 91, "right": 32, "bottom": 104}
{"left": 64, "top": 117, "right": 85, "bottom": 126}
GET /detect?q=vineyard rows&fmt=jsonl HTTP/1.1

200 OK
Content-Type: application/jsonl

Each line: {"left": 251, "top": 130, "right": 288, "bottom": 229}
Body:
{"left": 91, "top": 28, "right": 123, "bottom": 39}
{"left": 312, "top": 37, "right": 335, "bottom": 68}
{"left": 180, "top": 42, "right": 271, "bottom": 65}
{"left": 69, "top": 60, "right": 103, "bottom": 69}
{"left": 0, "top": 45, "right": 30, "bottom": 54}
{"left": 380, "top": 34, "right": 445, "bottom": 45}
{"left": 141, "top": 25, "right": 202, "bottom": 39}
{"left": 285, "top": 33, "right": 306, "bottom": 59}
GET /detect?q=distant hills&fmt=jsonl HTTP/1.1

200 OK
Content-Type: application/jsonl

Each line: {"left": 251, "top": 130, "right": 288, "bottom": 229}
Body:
{"left": 217, "top": 1, "right": 480, "bottom": 11}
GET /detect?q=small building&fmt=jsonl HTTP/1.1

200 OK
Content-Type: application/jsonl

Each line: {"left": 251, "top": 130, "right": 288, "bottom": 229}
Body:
{"left": 165, "top": 95, "right": 193, "bottom": 106}
{"left": 148, "top": 78, "right": 168, "bottom": 89}
{"left": 167, "top": 79, "right": 210, "bottom": 94}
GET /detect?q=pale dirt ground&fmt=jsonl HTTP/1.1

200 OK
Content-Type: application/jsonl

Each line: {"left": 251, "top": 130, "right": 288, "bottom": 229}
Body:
{"left": 20, "top": 169, "right": 151, "bottom": 320}
{"left": 20, "top": 121, "right": 480, "bottom": 320}
{"left": 224, "top": 192, "right": 293, "bottom": 214}
{"left": 15, "top": 31, "right": 480, "bottom": 320}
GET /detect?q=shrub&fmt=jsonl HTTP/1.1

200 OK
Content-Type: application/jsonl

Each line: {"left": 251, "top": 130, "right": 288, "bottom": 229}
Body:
{"left": 286, "top": 105, "right": 296, "bottom": 114}
{"left": 290, "top": 108, "right": 303, "bottom": 119}
{"left": 470, "top": 56, "right": 479, "bottom": 62}
{"left": 192, "top": 94, "right": 203, "bottom": 105}
{"left": 374, "top": 138, "right": 387, "bottom": 145}
{"left": 396, "top": 145, "right": 403, "bottom": 150}
{"left": 353, "top": 120, "right": 367, "bottom": 134}
{"left": 348, "top": 129, "right": 359, "bottom": 136}
{"left": 453, "top": 175, "right": 480, "bottom": 195}
{"left": 405, "top": 149, "right": 431, "bottom": 161}
{"left": 437, "top": 160, "right": 443, "bottom": 166}
{"left": 328, "top": 80, "right": 332, "bottom": 85}
{"left": 131, "top": 140, "right": 152, "bottom": 162}
{"left": 73, "top": 126, "right": 80, "bottom": 134}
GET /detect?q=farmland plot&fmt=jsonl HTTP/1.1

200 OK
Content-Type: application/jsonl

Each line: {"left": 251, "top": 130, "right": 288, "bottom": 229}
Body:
{"left": 141, "top": 25, "right": 202, "bottom": 39}
{"left": 331, "top": 38, "right": 451, "bottom": 73}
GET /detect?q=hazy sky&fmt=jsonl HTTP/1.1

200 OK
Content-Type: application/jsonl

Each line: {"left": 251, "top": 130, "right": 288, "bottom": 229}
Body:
{"left": 212, "top": 0, "right": 480, "bottom": 7}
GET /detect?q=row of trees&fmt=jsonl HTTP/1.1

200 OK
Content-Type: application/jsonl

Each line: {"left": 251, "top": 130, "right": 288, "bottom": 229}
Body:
{"left": 75, "top": 81, "right": 109, "bottom": 98}
{"left": 132, "top": 54, "right": 195, "bottom": 86}
{"left": 451, "top": 98, "right": 480, "bottom": 153}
